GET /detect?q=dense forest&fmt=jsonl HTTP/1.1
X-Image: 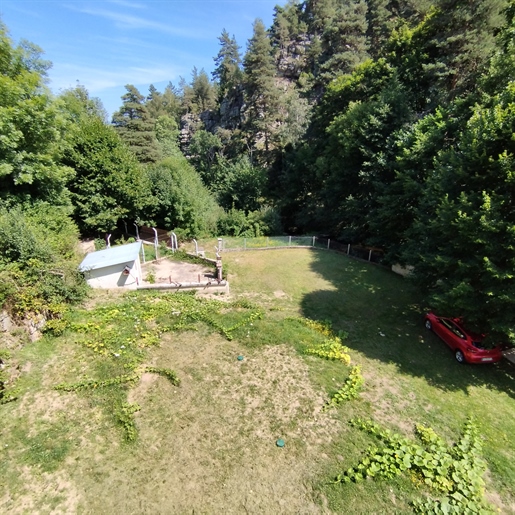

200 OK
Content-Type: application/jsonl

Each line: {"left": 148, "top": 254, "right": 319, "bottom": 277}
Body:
{"left": 1, "top": 0, "right": 515, "bottom": 342}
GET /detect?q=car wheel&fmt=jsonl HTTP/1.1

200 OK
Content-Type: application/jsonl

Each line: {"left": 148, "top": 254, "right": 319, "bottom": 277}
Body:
{"left": 455, "top": 350, "right": 466, "bottom": 363}
{"left": 425, "top": 319, "right": 432, "bottom": 330}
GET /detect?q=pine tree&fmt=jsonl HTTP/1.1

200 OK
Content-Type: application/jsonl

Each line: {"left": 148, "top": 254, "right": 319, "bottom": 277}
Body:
{"left": 388, "top": 0, "right": 508, "bottom": 111}
{"left": 146, "top": 84, "right": 166, "bottom": 119}
{"left": 420, "top": 0, "right": 507, "bottom": 98}
{"left": 213, "top": 29, "right": 242, "bottom": 100}
{"left": 179, "top": 75, "right": 195, "bottom": 114}
{"left": 192, "top": 68, "right": 217, "bottom": 111}
{"left": 145, "top": 83, "right": 182, "bottom": 122}
{"left": 318, "top": 0, "right": 370, "bottom": 81}
{"left": 243, "top": 18, "right": 282, "bottom": 164}
{"left": 366, "top": 0, "right": 394, "bottom": 58}
{"left": 180, "top": 68, "right": 217, "bottom": 114}
{"left": 112, "top": 85, "right": 160, "bottom": 164}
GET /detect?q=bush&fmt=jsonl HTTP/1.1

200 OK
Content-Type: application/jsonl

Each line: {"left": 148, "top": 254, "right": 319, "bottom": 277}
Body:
{"left": 217, "top": 206, "right": 282, "bottom": 237}
{"left": 0, "top": 206, "right": 87, "bottom": 318}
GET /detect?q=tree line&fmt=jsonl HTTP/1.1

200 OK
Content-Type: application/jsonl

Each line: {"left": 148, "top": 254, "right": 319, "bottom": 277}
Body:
{"left": 1, "top": 0, "right": 514, "bottom": 341}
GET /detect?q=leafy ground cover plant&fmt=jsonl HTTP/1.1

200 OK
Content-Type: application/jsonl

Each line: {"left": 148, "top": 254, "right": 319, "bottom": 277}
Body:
{"left": 297, "top": 318, "right": 352, "bottom": 364}
{"left": 324, "top": 365, "right": 364, "bottom": 409}
{"left": 337, "top": 417, "right": 494, "bottom": 513}
{"left": 115, "top": 403, "right": 141, "bottom": 442}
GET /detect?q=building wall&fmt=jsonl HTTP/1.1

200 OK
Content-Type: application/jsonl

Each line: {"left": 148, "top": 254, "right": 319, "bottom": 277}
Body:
{"left": 84, "top": 258, "right": 142, "bottom": 289}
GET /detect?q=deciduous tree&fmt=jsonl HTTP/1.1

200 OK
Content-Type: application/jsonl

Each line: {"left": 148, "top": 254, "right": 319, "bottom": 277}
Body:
{"left": 145, "top": 155, "right": 221, "bottom": 236}
{"left": 0, "top": 24, "right": 73, "bottom": 208}
{"left": 62, "top": 115, "right": 150, "bottom": 234}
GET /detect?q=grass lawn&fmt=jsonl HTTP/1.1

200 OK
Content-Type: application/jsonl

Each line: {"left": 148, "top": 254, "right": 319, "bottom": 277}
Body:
{"left": 1, "top": 248, "right": 514, "bottom": 513}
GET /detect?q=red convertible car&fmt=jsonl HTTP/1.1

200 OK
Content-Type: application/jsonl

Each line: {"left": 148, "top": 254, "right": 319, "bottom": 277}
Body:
{"left": 424, "top": 313, "right": 503, "bottom": 364}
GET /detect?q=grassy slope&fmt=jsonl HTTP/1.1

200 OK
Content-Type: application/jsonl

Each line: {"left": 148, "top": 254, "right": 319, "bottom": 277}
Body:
{"left": 1, "top": 248, "right": 514, "bottom": 513}
{"left": 225, "top": 249, "right": 515, "bottom": 511}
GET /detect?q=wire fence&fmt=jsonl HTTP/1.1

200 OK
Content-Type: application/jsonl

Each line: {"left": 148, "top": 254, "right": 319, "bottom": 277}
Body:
{"left": 219, "top": 235, "right": 316, "bottom": 251}
{"left": 218, "top": 236, "right": 385, "bottom": 264}
{"left": 131, "top": 224, "right": 385, "bottom": 265}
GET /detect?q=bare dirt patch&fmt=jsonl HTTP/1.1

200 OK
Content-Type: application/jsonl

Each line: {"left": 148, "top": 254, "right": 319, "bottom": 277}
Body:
{"left": 142, "top": 259, "right": 214, "bottom": 285}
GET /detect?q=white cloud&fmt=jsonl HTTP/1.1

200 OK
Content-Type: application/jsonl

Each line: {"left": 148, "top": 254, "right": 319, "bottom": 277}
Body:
{"left": 50, "top": 61, "right": 184, "bottom": 93}
{"left": 70, "top": 5, "right": 207, "bottom": 39}
{"left": 107, "top": 0, "right": 146, "bottom": 9}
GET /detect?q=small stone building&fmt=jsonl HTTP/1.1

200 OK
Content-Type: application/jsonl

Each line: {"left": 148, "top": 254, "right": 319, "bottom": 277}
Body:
{"left": 79, "top": 241, "right": 143, "bottom": 289}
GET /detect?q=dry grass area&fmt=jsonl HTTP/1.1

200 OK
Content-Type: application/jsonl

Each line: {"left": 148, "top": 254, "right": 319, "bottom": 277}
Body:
{"left": 1, "top": 329, "right": 343, "bottom": 514}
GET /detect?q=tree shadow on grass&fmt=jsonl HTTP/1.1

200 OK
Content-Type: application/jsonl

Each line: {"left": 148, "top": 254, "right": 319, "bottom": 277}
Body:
{"left": 300, "top": 249, "right": 515, "bottom": 400}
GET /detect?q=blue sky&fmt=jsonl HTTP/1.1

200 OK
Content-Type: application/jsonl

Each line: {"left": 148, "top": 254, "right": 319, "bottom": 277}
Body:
{"left": 1, "top": 0, "right": 281, "bottom": 117}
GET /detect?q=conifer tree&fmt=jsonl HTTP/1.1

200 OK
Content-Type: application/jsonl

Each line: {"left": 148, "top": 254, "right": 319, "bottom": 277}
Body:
{"left": 319, "top": 0, "right": 369, "bottom": 80}
{"left": 146, "top": 82, "right": 182, "bottom": 121}
{"left": 243, "top": 18, "right": 282, "bottom": 164}
{"left": 270, "top": 6, "right": 292, "bottom": 51}
{"left": 402, "top": 83, "right": 515, "bottom": 341}
{"left": 146, "top": 84, "right": 164, "bottom": 118}
{"left": 213, "top": 29, "right": 242, "bottom": 100}
{"left": 366, "top": 0, "right": 394, "bottom": 58}
{"left": 421, "top": 0, "right": 506, "bottom": 99}
{"left": 112, "top": 85, "right": 160, "bottom": 164}
{"left": 192, "top": 68, "right": 217, "bottom": 111}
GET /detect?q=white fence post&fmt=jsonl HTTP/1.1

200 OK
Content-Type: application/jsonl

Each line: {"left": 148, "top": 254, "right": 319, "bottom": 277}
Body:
{"left": 368, "top": 249, "right": 372, "bottom": 262}
{"left": 312, "top": 236, "right": 316, "bottom": 247}
{"left": 289, "top": 236, "right": 291, "bottom": 246}
{"left": 327, "top": 239, "right": 330, "bottom": 249}
{"left": 347, "top": 244, "right": 350, "bottom": 255}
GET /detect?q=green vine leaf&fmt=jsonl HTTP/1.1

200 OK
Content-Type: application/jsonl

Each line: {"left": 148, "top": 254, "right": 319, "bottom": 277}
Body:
{"left": 338, "top": 418, "right": 495, "bottom": 514}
